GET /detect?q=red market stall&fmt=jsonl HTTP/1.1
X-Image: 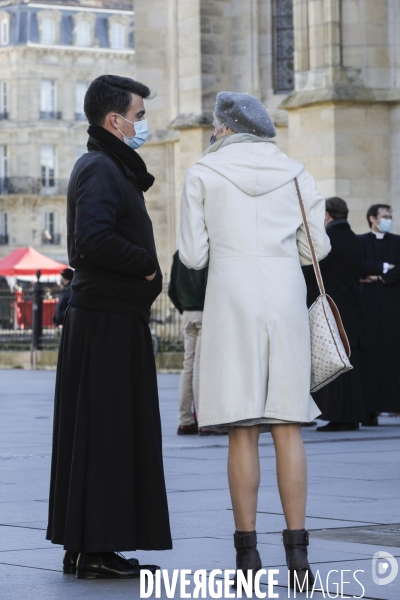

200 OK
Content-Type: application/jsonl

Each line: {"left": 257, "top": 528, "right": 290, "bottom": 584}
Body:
{"left": 0, "top": 247, "right": 68, "bottom": 329}
{"left": 0, "top": 247, "right": 67, "bottom": 277}
{"left": 13, "top": 291, "right": 58, "bottom": 328}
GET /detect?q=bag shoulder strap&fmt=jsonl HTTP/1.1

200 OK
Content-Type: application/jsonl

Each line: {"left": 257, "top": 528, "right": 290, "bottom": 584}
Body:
{"left": 294, "top": 177, "right": 326, "bottom": 295}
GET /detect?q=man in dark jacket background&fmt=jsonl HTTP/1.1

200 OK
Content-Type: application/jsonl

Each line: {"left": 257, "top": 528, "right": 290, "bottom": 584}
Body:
{"left": 168, "top": 251, "right": 210, "bottom": 434}
{"left": 46, "top": 75, "right": 171, "bottom": 579}
{"left": 303, "top": 197, "right": 366, "bottom": 431}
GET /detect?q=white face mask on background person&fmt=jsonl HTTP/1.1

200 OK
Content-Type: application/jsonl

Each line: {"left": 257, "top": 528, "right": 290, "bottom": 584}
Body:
{"left": 377, "top": 218, "right": 393, "bottom": 234}
{"left": 117, "top": 114, "right": 149, "bottom": 149}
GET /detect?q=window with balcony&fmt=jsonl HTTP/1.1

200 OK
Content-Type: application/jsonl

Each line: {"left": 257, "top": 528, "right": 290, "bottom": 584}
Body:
{"left": 41, "top": 145, "right": 56, "bottom": 190}
{"left": 43, "top": 210, "right": 60, "bottom": 245}
{"left": 0, "top": 82, "right": 8, "bottom": 120}
{"left": 273, "top": 0, "right": 295, "bottom": 94}
{"left": 75, "top": 82, "right": 88, "bottom": 120}
{"left": 0, "top": 18, "right": 9, "bottom": 46}
{"left": 110, "top": 23, "right": 125, "bottom": 49}
{"left": 41, "top": 18, "right": 56, "bottom": 44}
{"left": 0, "top": 145, "right": 8, "bottom": 194}
{"left": 76, "top": 20, "right": 91, "bottom": 47}
{"left": 0, "top": 211, "right": 8, "bottom": 245}
{"left": 40, "top": 80, "right": 60, "bottom": 119}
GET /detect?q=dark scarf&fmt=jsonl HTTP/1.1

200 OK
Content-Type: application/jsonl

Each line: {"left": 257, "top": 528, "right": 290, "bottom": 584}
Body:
{"left": 326, "top": 218, "right": 349, "bottom": 231}
{"left": 87, "top": 125, "right": 155, "bottom": 192}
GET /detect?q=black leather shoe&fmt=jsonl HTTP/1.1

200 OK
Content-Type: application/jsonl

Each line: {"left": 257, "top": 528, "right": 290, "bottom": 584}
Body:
{"left": 177, "top": 422, "right": 198, "bottom": 435}
{"left": 233, "top": 531, "right": 262, "bottom": 591}
{"left": 316, "top": 422, "right": 359, "bottom": 432}
{"left": 63, "top": 550, "right": 139, "bottom": 575}
{"left": 283, "top": 529, "right": 314, "bottom": 590}
{"left": 76, "top": 552, "right": 158, "bottom": 580}
{"left": 63, "top": 551, "right": 79, "bottom": 574}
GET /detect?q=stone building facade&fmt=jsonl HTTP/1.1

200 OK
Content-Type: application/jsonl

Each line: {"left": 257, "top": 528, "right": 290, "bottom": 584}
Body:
{"left": 0, "top": 0, "right": 399, "bottom": 276}
{"left": 134, "top": 0, "right": 400, "bottom": 275}
{"left": 0, "top": 0, "right": 134, "bottom": 262}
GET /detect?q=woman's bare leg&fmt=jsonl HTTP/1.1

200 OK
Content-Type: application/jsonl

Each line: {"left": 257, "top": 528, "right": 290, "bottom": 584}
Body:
{"left": 227, "top": 425, "right": 261, "bottom": 531}
{"left": 270, "top": 424, "right": 307, "bottom": 530}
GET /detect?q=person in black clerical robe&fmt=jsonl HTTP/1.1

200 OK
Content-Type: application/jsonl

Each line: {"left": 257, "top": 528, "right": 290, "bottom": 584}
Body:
{"left": 46, "top": 75, "right": 172, "bottom": 580}
{"left": 303, "top": 197, "right": 367, "bottom": 431}
{"left": 359, "top": 204, "right": 400, "bottom": 425}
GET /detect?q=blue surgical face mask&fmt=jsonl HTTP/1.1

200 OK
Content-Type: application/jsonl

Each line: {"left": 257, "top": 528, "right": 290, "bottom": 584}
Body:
{"left": 377, "top": 218, "right": 393, "bottom": 234}
{"left": 117, "top": 115, "right": 149, "bottom": 149}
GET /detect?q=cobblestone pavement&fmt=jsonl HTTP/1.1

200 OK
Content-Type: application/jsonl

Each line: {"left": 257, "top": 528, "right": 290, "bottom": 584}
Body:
{"left": 0, "top": 370, "right": 399, "bottom": 599}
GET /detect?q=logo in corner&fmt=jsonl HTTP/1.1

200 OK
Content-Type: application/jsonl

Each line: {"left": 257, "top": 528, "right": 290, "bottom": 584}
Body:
{"left": 372, "top": 551, "right": 398, "bottom": 586}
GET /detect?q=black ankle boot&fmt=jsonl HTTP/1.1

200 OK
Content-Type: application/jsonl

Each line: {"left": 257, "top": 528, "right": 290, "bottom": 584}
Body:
{"left": 233, "top": 531, "right": 262, "bottom": 590}
{"left": 63, "top": 551, "right": 79, "bottom": 574}
{"left": 283, "top": 529, "right": 314, "bottom": 590}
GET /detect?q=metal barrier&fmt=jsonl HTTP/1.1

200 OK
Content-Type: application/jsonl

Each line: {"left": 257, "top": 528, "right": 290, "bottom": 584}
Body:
{"left": 0, "top": 281, "right": 184, "bottom": 353}
{"left": 0, "top": 287, "right": 61, "bottom": 350}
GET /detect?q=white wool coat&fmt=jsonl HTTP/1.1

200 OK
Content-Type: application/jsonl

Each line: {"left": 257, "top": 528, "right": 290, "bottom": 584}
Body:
{"left": 178, "top": 140, "right": 331, "bottom": 427}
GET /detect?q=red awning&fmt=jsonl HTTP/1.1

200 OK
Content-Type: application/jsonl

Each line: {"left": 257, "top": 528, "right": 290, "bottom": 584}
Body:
{"left": 0, "top": 247, "right": 68, "bottom": 276}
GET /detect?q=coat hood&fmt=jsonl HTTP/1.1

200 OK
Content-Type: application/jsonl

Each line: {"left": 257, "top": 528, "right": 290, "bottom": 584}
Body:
{"left": 196, "top": 141, "right": 304, "bottom": 196}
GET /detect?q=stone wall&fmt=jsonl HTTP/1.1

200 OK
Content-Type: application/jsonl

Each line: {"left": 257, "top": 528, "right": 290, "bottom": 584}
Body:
{"left": 133, "top": 0, "right": 292, "bottom": 274}
{"left": 391, "top": 105, "right": 400, "bottom": 226}
{"left": 2, "top": 0, "right": 399, "bottom": 268}
{"left": 288, "top": 103, "right": 391, "bottom": 231}
{"left": 284, "top": 0, "right": 399, "bottom": 234}
{"left": 0, "top": 195, "right": 67, "bottom": 260}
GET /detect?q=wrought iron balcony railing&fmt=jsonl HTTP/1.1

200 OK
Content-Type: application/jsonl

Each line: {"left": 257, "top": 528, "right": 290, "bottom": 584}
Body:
{"left": 40, "top": 111, "right": 62, "bottom": 120}
{"left": 0, "top": 177, "right": 69, "bottom": 195}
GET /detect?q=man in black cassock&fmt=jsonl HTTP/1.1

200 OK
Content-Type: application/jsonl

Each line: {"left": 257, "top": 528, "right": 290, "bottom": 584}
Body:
{"left": 46, "top": 75, "right": 172, "bottom": 579}
{"left": 359, "top": 204, "right": 400, "bottom": 425}
{"left": 303, "top": 197, "right": 366, "bottom": 431}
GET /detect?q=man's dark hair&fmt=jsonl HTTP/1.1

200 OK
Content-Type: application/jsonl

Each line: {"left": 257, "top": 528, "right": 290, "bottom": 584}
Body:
{"left": 84, "top": 75, "right": 151, "bottom": 126}
{"left": 366, "top": 204, "right": 392, "bottom": 228}
{"left": 326, "top": 197, "right": 349, "bottom": 221}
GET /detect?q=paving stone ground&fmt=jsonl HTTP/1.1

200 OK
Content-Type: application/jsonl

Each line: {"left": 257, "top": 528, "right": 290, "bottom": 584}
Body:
{"left": 0, "top": 369, "right": 399, "bottom": 599}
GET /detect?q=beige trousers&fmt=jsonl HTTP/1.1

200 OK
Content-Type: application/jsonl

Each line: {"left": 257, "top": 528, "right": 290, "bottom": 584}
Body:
{"left": 179, "top": 310, "right": 203, "bottom": 426}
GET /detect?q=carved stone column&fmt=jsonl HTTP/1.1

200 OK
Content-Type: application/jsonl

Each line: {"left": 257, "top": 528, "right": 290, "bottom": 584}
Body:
{"left": 282, "top": 0, "right": 397, "bottom": 233}
{"left": 133, "top": 0, "right": 185, "bottom": 273}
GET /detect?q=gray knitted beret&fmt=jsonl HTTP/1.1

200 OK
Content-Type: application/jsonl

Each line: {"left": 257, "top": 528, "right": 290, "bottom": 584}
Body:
{"left": 215, "top": 91, "right": 276, "bottom": 138}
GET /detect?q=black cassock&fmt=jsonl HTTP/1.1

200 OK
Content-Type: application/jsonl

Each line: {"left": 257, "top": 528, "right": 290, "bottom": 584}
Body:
{"left": 359, "top": 231, "right": 400, "bottom": 413}
{"left": 46, "top": 130, "right": 172, "bottom": 554}
{"left": 303, "top": 220, "right": 367, "bottom": 423}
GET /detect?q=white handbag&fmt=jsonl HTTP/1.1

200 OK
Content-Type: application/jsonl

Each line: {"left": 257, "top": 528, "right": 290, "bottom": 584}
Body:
{"left": 295, "top": 178, "right": 353, "bottom": 393}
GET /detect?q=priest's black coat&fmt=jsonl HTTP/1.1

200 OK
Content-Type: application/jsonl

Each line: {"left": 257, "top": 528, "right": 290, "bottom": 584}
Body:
{"left": 46, "top": 138, "right": 172, "bottom": 553}
{"left": 303, "top": 220, "right": 366, "bottom": 423}
{"left": 359, "top": 231, "right": 400, "bottom": 413}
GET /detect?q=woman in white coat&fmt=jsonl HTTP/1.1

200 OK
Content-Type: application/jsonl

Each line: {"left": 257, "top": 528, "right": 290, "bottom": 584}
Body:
{"left": 179, "top": 92, "right": 331, "bottom": 589}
